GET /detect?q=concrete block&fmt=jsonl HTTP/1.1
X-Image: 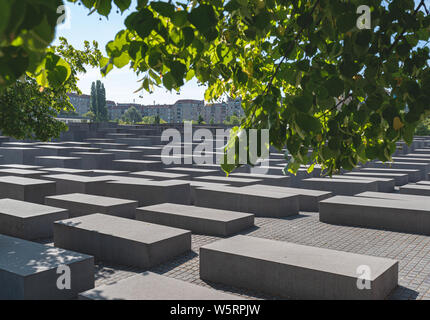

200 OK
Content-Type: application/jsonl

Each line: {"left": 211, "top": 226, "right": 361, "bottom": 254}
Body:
{"left": 165, "top": 167, "right": 220, "bottom": 177}
{"left": 113, "top": 159, "right": 162, "bottom": 171}
{"left": 103, "top": 178, "right": 191, "bottom": 206}
{"left": 35, "top": 156, "right": 82, "bottom": 169}
{"left": 330, "top": 175, "right": 395, "bottom": 193}
{"left": 366, "top": 162, "right": 429, "bottom": 180}
{"left": 300, "top": 178, "right": 378, "bottom": 195}
{"left": 0, "top": 147, "right": 49, "bottom": 164}
{"left": 0, "top": 199, "right": 68, "bottom": 240}
{"left": 200, "top": 235, "right": 398, "bottom": 300}
{"left": 344, "top": 172, "right": 409, "bottom": 186}
{"left": 195, "top": 175, "right": 262, "bottom": 187}
{"left": 399, "top": 184, "right": 430, "bottom": 196}
{"left": 194, "top": 186, "right": 299, "bottom": 217}
{"left": 0, "top": 168, "right": 46, "bottom": 179}
{"left": 230, "top": 172, "right": 291, "bottom": 187}
{"left": 70, "top": 152, "right": 114, "bottom": 170}
{"left": 358, "top": 168, "right": 422, "bottom": 183}
{"left": 136, "top": 203, "right": 254, "bottom": 236}
{"left": 320, "top": 195, "right": 430, "bottom": 235}
{"left": 242, "top": 184, "right": 333, "bottom": 212}
{"left": 130, "top": 170, "right": 190, "bottom": 181}
{"left": 0, "top": 176, "right": 56, "bottom": 204}
{"left": 0, "top": 234, "right": 94, "bottom": 300}
{"left": 104, "top": 149, "right": 144, "bottom": 160}
{"left": 79, "top": 272, "right": 242, "bottom": 300}
{"left": 45, "top": 193, "right": 138, "bottom": 218}
{"left": 54, "top": 213, "right": 191, "bottom": 268}
{"left": 42, "top": 174, "right": 114, "bottom": 195}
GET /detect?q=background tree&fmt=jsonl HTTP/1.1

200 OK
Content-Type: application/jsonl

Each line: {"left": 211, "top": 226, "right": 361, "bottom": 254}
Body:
{"left": 121, "top": 106, "right": 143, "bottom": 124}
{"left": 83, "top": 110, "right": 96, "bottom": 121}
{"left": 198, "top": 114, "right": 205, "bottom": 124}
{"left": 154, "top": 114, "right": 161, "bottom": 124}
{"left": 0, "top": 37, "right": 101, "bottom": 140}
{"left": 209, "top": 117, "right": 215, "bottom": 125}
{"left": 90, "top": 80, "right": 108, "bottom": 122}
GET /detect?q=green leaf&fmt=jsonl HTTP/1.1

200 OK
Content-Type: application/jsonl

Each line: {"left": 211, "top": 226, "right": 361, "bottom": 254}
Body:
{"left": 114, "top": 0, "right": 131, "bottom": 12}
{"left": 296, "top": 113, "right": 321, "bottom": 133}
{"left": 151, "top": 1, "right": 175, "bottom": 18}
{"left": 172, "top": 11, "right": 188, "bottom": 27}
{"left": 325, "top": 77, "right": 344, "bottom": 97}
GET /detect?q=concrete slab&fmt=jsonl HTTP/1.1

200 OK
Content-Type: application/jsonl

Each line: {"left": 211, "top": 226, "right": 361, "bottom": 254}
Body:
{"left": 242, "top": 184, "right": 333, "bottom": 212}
{"left": 130, "top": 170, "right": 190, "bottom": 180}
{"left": 0, "top": 234, "right": 94, "bottom": 299}
{"left": 0, "top": 168, "right": 46, "bottom": 179}
{"left": 104, "top": 149, "right": 144, "bottom": 160}
{"left": 300, "top": 178, "right": 378, "bottom": 195}
{"left": 319, "top": 195, "right": 430, "bottom": 235}
{"left": 230, "top": 172, "right": 291, "bottom": 187}
{"left": 79, "top": 272, "right": 242, "bottom": 300}
{"left": 54, "top": 213, "right": 191, "bottom": 268}
{"left": 42, "top": 174, "right": 114, "bottom": 195}
{"left": 45, "top": 193, "right": 138, "bottom": 218}
{"left": 330, "top": 175, "right": 395, "bottom": 193}
{"left": 136, "top": 203, "right": 254, "bottom": 236}
{"left": 366, "top": 162, "right": 429, "bottom": 180}
{"left": 113, "top": 159, "right": 162, "bottom": 171}
{"left": 200, "top": 235, "right": 398, "bottom": 299}
{"left": 344, "top": 172, "right": 409, "bottom": 186}
{"left": 70, "top": 152, "right": 114, "bottom": 170}
{"left": 399, "top": 184, "right": 430, "bottom": 196}
{"left": 194, "top": 175, "right": 262, "bottom": 187}
{"left": 165, "top": 167, "right": 220, "bottom": 177}
{"left": 357, "top": 168, "right": 422, "bottom": 182}
{"left": 0, "top": 164, "right": 44, "bottom": 170}
{"left": 0, "top": 199, "right": 68, "bottom": 240}
{"left": 0, "top": 176, "right": 56, "bottom": 204}
{"left": 35, "top": 156, "right": 82, "bottom": 169}
{"left": 194, "top": 186, "right": 299, "bottom": 217}
{"left": 103, "top": 178, "right": 191, "bottom": 206}
{"left": 0, "top": 147, "right": 48, "bottom": 164}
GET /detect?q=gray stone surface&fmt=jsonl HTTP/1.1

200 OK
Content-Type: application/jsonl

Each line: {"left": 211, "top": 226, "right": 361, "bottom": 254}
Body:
{"left": 320, "top": 196, "right": 430, "bottom": 235}
{"left": 79, "top": 272, "right": 242, "bottom": 300}
{"left": 35, "top": 156, "right": 82, "bottom": 169}
{"left": 42, "top": 174, "right": 114, "bottom": 195}
{"left": 194, "top": 175, "right": 262, "bottom": 187}
{"left": 230, "top": 172, "right": 291, "bottom": 187}
{"left": 104, "top": 149, "right": 144, "bottom": 160}
{"left": 400, "top": 184, "right": 430, "bottom": 196}
{"left": 54, "top": 213, "right": 191, "bottom": 268}
{"left": 113, "top": 159, "right": 162, "bottom": 171}
{"left": 200, "top": 235, "right": 398, "bottom": 299}
{"left": 103, "top": 177, "right": 191, "bottom": 206}
{"left": 165, "top": 167, "right": 220, "bottom": 177}
{"left": 300, "top": 178, "right": 378, "bottom": 195}
{"left": 130, "top": 170, "right": 190, "bottom": 180}
{"left": 0, "top": 168, "right": 46, "bottom": 179}
{"left": 0, "top": 176, "right": 56, "bottom": 204}
{"left": 242, "top": 184, "right": 333, "bottom": 212}
{"left": 330, "top": 175, "right": 395, "bottom": 193}
{"left": 70, "top": 152, "right": 114, "bottom": 170}
{"left": 136, "top": 203, "right": 254, "bottom": 236}
{"left": 0, "top": 234, "right": 94, "bottom": 299}
{"left": 358, "top": 168, "right": 422, "bottom": 182}
{"left": 45, "top": 193, "right": 138, "bottom": 218}
{"left": 0, "top": 199, "right": 68, "bottom": 240}
{"left": 0, "top": 147, "right": 49, "bottom": 164}
{"left": 366, "top": 162, "right": 429, "bottom": 180}
{"left": 194, "top": 186, "right": 299, "bottom": 217}
{"left": 344, "top": 171, "right": 409, "bottom": 186}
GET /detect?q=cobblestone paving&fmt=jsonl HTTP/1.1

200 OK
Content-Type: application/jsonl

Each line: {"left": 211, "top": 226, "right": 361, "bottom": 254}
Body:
{"left": 86, "top": 212, "right": 430, "bottom": 300}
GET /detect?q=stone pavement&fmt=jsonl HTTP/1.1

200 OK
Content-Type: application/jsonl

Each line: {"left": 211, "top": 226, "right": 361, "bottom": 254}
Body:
{"left": 36, "top": 212, "right": 430, "bottom": 300}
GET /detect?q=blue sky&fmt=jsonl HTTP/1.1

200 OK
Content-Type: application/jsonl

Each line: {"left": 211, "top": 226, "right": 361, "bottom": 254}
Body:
{"left": 54, "top": 1, "right": 205, "bottom": 104}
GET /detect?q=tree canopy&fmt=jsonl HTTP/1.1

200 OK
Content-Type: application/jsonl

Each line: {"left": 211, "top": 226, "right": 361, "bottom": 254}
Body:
{"left": 1, "top": 0, "right": 430, "bottom": 174}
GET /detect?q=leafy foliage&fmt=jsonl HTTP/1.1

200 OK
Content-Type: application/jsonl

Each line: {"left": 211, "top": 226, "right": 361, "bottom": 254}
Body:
{"left": 0, "top": 77, "right": 68, "bottom": 141}
{"left": 2, "top": 0, "right": 430, "bottom": 175}
{"left": 86, "top": 0, "right": 430, "bottom": 175}
{"left": 121, "top": 106, "right": 143, "bottom": 123}
{"left": 415, "top": 117, "right": 430, "bottom": 135}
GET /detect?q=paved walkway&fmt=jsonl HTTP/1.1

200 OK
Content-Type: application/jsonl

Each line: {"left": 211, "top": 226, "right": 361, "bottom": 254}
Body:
{"left": 64, "top": 212, "right": 430, "bottom": 300}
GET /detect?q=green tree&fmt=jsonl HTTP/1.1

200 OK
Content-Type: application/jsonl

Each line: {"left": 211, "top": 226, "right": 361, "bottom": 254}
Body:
{"left": 122, "top": 106, "right": 143, "bottom": 124}
{"left": 198, "top": 114, "right": 204, "bottom": 124}
{"left": 90, "top": 80, "right": 108, "bottom": 122}
{"left": 83, "top": 111, "right": 96, "bottom": 121}
{"left": 0, "top": 37, "right": 101, "bottom": 140}
{"left": 209, "top": 118, "right": 215, "bottom": 125}
{"left": 154, "top": 114, "right": 161, "bottom": 124}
